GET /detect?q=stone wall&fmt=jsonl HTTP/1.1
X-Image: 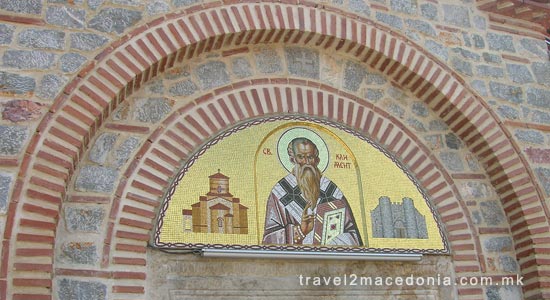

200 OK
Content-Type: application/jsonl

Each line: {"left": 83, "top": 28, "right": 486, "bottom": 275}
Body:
{"left": 0, "top": 0, "right": 549, "bottom": 299}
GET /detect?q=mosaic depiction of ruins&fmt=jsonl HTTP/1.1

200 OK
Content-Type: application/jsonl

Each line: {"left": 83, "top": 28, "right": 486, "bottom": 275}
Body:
{"left": 155, "top": 116, "right": 448, "bottom": 253}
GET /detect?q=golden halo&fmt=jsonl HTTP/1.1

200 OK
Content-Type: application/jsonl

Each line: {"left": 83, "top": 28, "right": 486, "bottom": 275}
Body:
{"left": 277, "top": 127, "right": 329, "bottom": 173}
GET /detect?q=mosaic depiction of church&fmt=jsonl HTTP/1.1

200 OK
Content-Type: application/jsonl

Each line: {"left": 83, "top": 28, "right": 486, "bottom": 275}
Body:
{"left": 182, "top": 170, "right": 249, "bottom": 234}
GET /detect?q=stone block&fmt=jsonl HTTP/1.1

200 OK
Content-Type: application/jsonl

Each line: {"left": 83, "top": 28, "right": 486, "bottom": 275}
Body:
{"left": 470, "top": 80, "right": 487, "bottom": 96}
{"left": 169, "top": 80, "right": 197, "bottom": 96}
{"left": 429, "top": 120, "right": 447, "bottom": 131}
{"left": 520, "top": 38, "right": 547, "bottom": 59}
{"left": 489, "top": 82, "right": 523, "bottom": 103}
{"left": 405, "top": 19, "right": 436, "bottom": 37}
{"left": 133, "top": 97, "right": 172, "bottom": 123}
{"left": 0, "top": 173, "right": 12, "bottom": 213}
{"left": 65, "top": 206, "right": 105, "bottom": 232}
{"left": 231, "top": 57, "right": 252, "bottom": 79}
{"left": 0, "top": 0, "right": 42, "bottom": 14}
{"left": 2, "top": 100, "right": 43, "bottom": 122}
{"left": 196, "top": 61, "right": 230, "bottom": 90}
{"left": 486, "top": 286, "right": 522, "bottom": 300}
{"left": 89, "top": 133, "right": 118, "bottom": 165}
{"left": 472, "top": 34, "right": 485, "bottom": 48}
{"left": 424, "top": 135, "right": 444, "bottom": 150}
{"left": 255, "top": 48, "right": 282, "bottom": 74}
{"left": 459, "top": 182, "right": 492, "bottom": 199}
{"left": 88, "top": 0, "right": 104, "bottom": 10}
{"left": 525, "top": 148, "right": 550, "bottom": 164}
{"left": 439, "top": 152, "right": 464, "bottom": 172}
{"left": 450, "top": 57, "right": 473, "bottom": 76}
{"left": 420, "top": 3, "right": 437, "bottom": 20}
{"left": 506, "top": 64, "right": 534, "bottom": 84}
{"left": 366, "top": 89, "right": 383, "bottom": 102}
{"left": 406, "top": 118, "right": 427, "bottom": 132}
{"left": 58, "top": 278, "right": 107, "bottom": 300}
{"left": 60, "top": 53, "right": 87, "bottom": 73}
{"left": 476, "top": 65, "right": 504, "bottom": 79}
{"left": 497, "top": 106, "right": 519, "bottom": 120}
{"left": 514, "top": 129, "right": 544, "bottom": 145}
{"left": 482, "top": 53, "right": 502, "bottom": 64}
{"left": 375, "top": 12, "right": 403, "bottom": 30}
{"left": 89, "top": 8, "right": 142, "bottom": 34}
{"left": 532, "top": 62, "right": 550, "bottom": 87}
{"left": 46, "top": 6, "right": 86, "bottom": 29}
{"left": 465, "top": 153, "right": 481, "bottom": 172}
{"left": 387, "top": 103, "right": 405, "bottom": 118}
{"left": 59, "top": 242, "right": 98, "bottom": 265}
{"left": 70, "top": 33, "right": 109, "bottom": 51}
{"left": 0, "top": 71, "right": 35, "bottom": 95}
{"left": 425, "top": 40, "right": 448, "bottom": 62}
{"left": 527, "top": 87, "right": 550, "bottom": 109}
{"left": 452, "top": 48, "right": 481, "bottom": 61}
{"left": 365, "top": 72, "right": 386, "bottom": 85}
{"left": 498, "top": 255, "right": 518, "bottom": 273}
{"left": 147, "top": 0, "right": 170, "bottom": 15}
{"left": 445, "top": 133, "right": 462, "bottom": 149}
{"left": 462, "top": 33, "right": 472, "bottom": 47}
{"left": 0, "top": 24, "right": 14, "bottom": 45}
{"left": 473, "top": 15, "right": 487, "bottom": 30}
{"left": 173, "top": 0, "right": 200, "bottom": 7}
{"left": 37, "top": 74, "right": 66, "bottom": 100}
{"left": 487, "top": 33, "right": 515, "bottom": 53}
{"left": 112, "top": 0, "right": 143, "bottom": 6}
{"left": 442, "top": 4, "right": 470, "bottom": 28}
{"left": 411, "top": 102, "right": 428, "bottom": 117}
{"left": 285, "top": 47, "right": 319, "bottom": 79}
{"left": 75, "top": 165, "right": 118, "bottom": 193}
{"left": 3, "top": 50, "right": 56, "bottom": 70}
{"left": 349, "top": 0, "right": 370, "bottom": 15}
{"left": 483, "top": 236, "right": 513, "bottom": 252}
{"left": 471, "top": 210, "right": 482, "bottom": 225}
{"left": 390, "top": 0, "right": 416, "bottom": 14}
{"left": 0, "top": 126, "right": 28, "bottom": 155}
{"left": 343, "top": 61, "right": 367, "bottom": 92}
{"left": 533, "top": 111, "right": 550, "bottom": 124}
{"left": 114, "top": 136, "right": 140, "bottom": 167}
{"left": 148, "top": 79, "right": 164, "bottom": 94}
{"left": 536, "top": 167, "right": 550, "bottom": 195}
{"left": 480, "top": 200, "right": 505, "bottom": 225}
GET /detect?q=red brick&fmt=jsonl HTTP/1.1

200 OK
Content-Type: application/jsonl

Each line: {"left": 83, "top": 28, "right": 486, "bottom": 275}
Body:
{"left": 112, "top": 257, "right": 146, "bottom": 266}
{"left": 13, "top": 263, "right": 52, "bottom": 272}
{"left": 69, "top": 195, "right": 110, "bottom": 203}
{"left": 105, "top": 123, "right": 150, "bottom": 133}
{"left": 120, "top": 217, "right": 153, "bottom": 230}
{"left": 116, "top": 230, "right": 149, "bottom": 242}
{"left": 13, "top": 294, "right": 51, "bottom": 300}
{"left": 16, "top": 249, "right": 53, "bottom": 257}
{"left": 20, "top": 219, "right": 56, "bottom": 231}
{"left": 17, "top": 233, "right": 54, "bottom": 244}
{"left": 27, "top": 189, "right": 61, "bottom": 205}
{"left": 12, "top": 279, "right": 51, "bottom": 287}
{"left": 113, "top": 285, "right": 145, "bottom": 294}
{"left": 116, "top": 243, "right": 147, "bottom": 253}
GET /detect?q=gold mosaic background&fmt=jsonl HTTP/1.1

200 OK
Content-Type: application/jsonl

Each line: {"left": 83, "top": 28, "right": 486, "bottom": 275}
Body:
{"left": 158, "top": 119, "right": 445, "bottom": 251}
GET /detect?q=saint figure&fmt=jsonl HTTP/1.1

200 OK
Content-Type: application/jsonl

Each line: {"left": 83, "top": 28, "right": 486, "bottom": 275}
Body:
{"left": 263, "top": 137, "right": 362, "bottom": 246}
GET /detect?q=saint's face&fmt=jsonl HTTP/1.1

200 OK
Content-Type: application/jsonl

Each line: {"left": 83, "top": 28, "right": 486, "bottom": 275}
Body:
{"left": 294, "top": 143, "right": 318, "bottom": 167}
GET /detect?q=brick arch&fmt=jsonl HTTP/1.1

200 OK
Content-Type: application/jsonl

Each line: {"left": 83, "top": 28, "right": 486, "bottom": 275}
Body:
{"left": 104, "top": 80, "right": 482, "bottom": 297}
{"left": 2, "top": 1, "right": 549, "bottom": 299}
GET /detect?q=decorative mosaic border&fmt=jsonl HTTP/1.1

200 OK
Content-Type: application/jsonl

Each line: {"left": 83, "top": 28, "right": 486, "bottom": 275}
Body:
{"left": 153, "top": 115, "right": 450, "bottom": 255}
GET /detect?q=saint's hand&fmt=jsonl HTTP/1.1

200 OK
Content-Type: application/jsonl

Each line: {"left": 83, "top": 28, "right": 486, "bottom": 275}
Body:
{"left": 300, "top": 202, "right": 315, "bottom": 236}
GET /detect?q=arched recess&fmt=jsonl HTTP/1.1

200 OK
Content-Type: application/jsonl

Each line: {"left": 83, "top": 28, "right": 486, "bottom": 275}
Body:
{"left": 2, "top": 1, "right": 549, "bottom": 300}
{"left": 105, "top": 80, "right": 479, "bottom": 298}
